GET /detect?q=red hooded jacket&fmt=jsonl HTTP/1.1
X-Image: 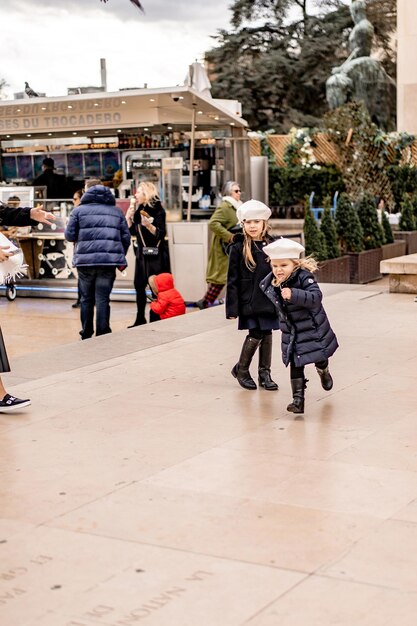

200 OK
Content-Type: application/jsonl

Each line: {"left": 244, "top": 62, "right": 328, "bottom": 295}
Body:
{"left": 150, "top": 273, "right": 186, "bottom": 319}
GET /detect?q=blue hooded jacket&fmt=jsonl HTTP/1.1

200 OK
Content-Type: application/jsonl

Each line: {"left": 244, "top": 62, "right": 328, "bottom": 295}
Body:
{"left": 65, "top": 185, "right": 130, "bottom": 267}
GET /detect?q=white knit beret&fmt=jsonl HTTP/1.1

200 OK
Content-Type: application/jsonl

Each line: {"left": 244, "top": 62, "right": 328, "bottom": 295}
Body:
{"left": 236, "top": 199, "right": 271, "bottom": 224}
{"left": 262, "top": 237, "right": 305, "bottom": 259}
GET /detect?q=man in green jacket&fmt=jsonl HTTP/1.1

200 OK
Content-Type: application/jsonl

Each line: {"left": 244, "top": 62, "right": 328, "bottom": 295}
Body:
{"left": 196, "top": 181, "right": 242, "bottom": 309}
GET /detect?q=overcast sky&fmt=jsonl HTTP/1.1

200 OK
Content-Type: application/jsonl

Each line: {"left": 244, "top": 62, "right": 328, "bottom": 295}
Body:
{"left": 0, "top": 0, "right": 231, "bottom": 100}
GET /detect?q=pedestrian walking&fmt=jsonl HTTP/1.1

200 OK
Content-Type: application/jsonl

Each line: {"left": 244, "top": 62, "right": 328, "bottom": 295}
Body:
{"left": 260, "top": 238, "right": 338, "bottom": 414}
{"left": 196, "top": 181, "right": 242, "bottom": 310}
{"left": 226, "top": 200, "right": 279, "bottom": 391}
{"left": 65, "top": 179, "right": 131, "bottom": 340}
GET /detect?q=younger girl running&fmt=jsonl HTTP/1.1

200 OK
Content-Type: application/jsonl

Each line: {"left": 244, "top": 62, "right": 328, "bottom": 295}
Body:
{"left": 226, "top": 200, "right": 279, "bottom": 391}
{"left": 260, "top": 237, "right": 338, "bottom": 414}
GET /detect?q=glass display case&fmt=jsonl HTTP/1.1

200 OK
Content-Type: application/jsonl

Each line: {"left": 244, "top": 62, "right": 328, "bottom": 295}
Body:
{"left": 0, "top": 185, "right": 46, "bottom": 207}
{"left": 162, "top": 157, "right": 183, "bottom": 222}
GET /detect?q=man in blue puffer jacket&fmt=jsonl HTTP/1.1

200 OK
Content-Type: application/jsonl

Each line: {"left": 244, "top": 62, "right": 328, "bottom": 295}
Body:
{"left": 65, "top": 179, "right": 131, "bottom": 340}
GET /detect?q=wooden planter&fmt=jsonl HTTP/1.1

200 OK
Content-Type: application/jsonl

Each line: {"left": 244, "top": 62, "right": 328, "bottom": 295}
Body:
{"left": 393, "top": 231, "right": 417, "bottom": 254}
{"left": 316, "top": 255, "right": 351, "bottom": 283}
{"left": 349, "top": 247, "right": 383, "bottom": 284}
{"left": 381, "top": 240, "right": 406, "bottom": 260}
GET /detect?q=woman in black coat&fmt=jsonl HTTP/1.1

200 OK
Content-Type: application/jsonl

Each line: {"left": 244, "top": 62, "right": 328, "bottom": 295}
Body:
{"left": 126, "top": 182, "right": 170, "bottom": 326}
{"left": 0, "top": 202, "right": 55, "bottom": 412}
{"left": 260, "top": 238, "right": 338, "bottom": 414}
{"left": 226, "top": 200, "right": 279, "bottom": 391}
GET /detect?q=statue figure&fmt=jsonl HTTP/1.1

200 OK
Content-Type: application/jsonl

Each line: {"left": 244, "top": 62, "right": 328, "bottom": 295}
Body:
{"left": 326, "top": 0, "right": 396, "bottom": 130}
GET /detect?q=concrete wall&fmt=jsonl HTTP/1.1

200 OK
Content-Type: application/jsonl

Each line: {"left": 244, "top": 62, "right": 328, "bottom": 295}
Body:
{"left": 397, "top": 0, "right": 417, "bottom": 132}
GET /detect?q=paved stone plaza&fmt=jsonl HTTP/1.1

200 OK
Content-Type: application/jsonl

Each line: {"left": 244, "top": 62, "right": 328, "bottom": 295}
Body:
{"left": 1, "top": 280, "right": 417, "bottom": 625}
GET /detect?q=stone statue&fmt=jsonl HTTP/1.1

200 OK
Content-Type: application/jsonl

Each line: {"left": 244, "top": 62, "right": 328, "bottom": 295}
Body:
{"left": 326, "top": 0, "right": 396, "bottom": 130}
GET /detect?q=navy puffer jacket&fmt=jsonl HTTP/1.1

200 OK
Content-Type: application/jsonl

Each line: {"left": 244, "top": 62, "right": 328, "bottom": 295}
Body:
{"left": 260, "top": 267, "right": 338, "bottom": 367}
{"left": 65, "top": 185, "right": 131, "bottom": 267}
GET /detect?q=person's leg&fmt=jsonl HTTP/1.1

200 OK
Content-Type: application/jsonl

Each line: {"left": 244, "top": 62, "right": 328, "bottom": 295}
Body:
{"left": 129, "top": 257, "right": 147, "bottom": 326}
{"left": 95, "top": 268, "right": 116, "bottom": 337}
{"left": 231, "top": 330, "right": 262, "bottom": 390}
{"left": 0, "top": 329, "right": 30, "bottom": 412}
{"left": 149, "top": 309, "right": 161, "bottom": 323}
{"left": 315, "top": 358, "right": 333, "bottom": 390}
{"left": 0, "top": 375, "right": 31, "bottom": 412}
{"left": 78, "top": 267, "right": 96, "bottom": 340}
{"left": 72, "top": 278, "right": 81, "bottom": 308}
{"left": 257, "top": 331, "right": 278, "bottom": 391}
{"left": 197, "top": 283, "right": 224, "bottom": 309}
{"left": 287, "top": 361, "right": 307, "bottom": 414}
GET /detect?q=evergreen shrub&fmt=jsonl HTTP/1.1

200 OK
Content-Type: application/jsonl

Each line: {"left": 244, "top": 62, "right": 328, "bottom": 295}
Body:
{"left": 357, "top": 193, "right": 384, "bottom": 250}
{"left": 335, "top": 192, "right": 364, "bottom": 254}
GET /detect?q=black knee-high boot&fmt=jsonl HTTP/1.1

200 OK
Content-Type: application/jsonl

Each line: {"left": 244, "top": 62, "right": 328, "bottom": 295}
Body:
{"left": 231, "top": 336, "right": 262, "bottom": 390}
{"left": 316, "top": 365, "right": 333, "bottom": 390}
{"left": 258, "top": 335, "right": 278, "bottom": 391}
{"left": 287, "top": 378, "right": 307, "bottom": 414}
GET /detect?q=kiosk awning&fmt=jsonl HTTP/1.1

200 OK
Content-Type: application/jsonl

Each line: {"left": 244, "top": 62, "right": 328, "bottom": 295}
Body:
{"left": 0, "top": 86, "right": 247, "bottom": 141}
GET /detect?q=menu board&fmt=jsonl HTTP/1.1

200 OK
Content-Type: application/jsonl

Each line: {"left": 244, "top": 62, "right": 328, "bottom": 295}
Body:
{"left": 102, "top": 151, "right": 120, "bottom": 179}
{"left": 17, "top": 155, "right": 33, "bottom": 180}
{"left": 67, "top": 153, "right": 83, "bottom": 178}
{"left": 84, "top": 152, "right": 101, "bottom": 178}
{"left": 1, "top": 156, "right": 17, "bottom": 180}
{"left": 33, "top": 154, "right": 45, "bottom": 178}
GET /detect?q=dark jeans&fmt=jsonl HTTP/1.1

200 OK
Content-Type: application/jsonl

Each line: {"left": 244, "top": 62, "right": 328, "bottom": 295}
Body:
{"left": 77, "top": 266, "right": 116, "bottom": 340}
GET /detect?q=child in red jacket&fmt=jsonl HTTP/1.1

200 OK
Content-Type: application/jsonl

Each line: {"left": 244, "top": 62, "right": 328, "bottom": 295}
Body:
{"left": 148, "top": 273, "right": 186, "bottom": 322}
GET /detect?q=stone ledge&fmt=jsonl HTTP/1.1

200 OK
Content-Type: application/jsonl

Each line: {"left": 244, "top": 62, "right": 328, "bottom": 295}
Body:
{"left": 380, "top": 253, "right": 417, "bottom": 275}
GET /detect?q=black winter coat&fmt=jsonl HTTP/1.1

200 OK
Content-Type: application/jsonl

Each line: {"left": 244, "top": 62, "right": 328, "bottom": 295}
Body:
{"left": 0, "top": 205, "right": 34, "bottom": 227}
{"left": 226, "top": 234, "right": 277, "bottom": 319}
{"left": 260, "top": 267, "right": 338, "bottom": 367}
{"left": 129, "top": 200, "right": 170, "bottom": 276}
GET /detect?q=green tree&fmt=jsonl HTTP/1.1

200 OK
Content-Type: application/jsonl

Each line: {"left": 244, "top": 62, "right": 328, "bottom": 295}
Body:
{"left": 399, "top": 196, "right": 417, "bottom": 231}
{"left": 206, "top": 0, "right": 396, "bottom": 132}
{"left": 320, "top": 196, "right": 340, "bottom": 258}
{"left": 335, "top": 192, "right": 364, "bottom": 253}
{"left": 381, "top": 210, "right": 394, "bottom": 244}
{"left": 304, "top": 200, "right": 327, "bottom": 261}
{"left": 357, "top": 193, "right": 384, "bottom": 250}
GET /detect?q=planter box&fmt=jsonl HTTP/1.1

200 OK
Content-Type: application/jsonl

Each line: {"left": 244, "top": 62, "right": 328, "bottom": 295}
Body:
{"left": 393, "top": 231, "right": 417, "bottom": 254}
{"left": 316, "top": 255, "right": 351, "bottom": 283}
{"left": 381, "top": 240, "right": 407, "bottom": 260}
{"left": 349, "top": 247, "right": 383, "bottom": 284}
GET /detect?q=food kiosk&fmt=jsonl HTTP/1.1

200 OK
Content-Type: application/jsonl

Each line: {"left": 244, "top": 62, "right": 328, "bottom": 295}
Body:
{"left": 0, "top": 80, "right": 250, "bottom": 300}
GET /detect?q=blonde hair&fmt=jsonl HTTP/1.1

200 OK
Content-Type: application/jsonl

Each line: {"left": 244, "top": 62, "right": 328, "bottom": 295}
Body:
{"left": 243, "top": 221, "right": 271, "bottom": 271}
{"left": 137, "top": 181, "right": 159, "bottom": 206}
{"left": 271, "top": 254, "right": 319, "bottom": 286}
{"left": 295, "top": 255, "right": 319, "bottom": 273}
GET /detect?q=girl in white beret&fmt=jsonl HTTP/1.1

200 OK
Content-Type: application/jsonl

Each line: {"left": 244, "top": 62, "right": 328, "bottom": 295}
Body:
{"left": 260, "top": 238, "right": 338, "bottom": 413}
{"left": 226, "top": 200, "right": 279, "bottom": 391}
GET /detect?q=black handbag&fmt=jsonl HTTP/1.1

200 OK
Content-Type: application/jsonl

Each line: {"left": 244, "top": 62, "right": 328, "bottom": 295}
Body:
{"left": 138, "top": 228, "right": 160, "bottom": 256}
{"left": 142, "top": 246, "right": 160, "bottom": 256}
